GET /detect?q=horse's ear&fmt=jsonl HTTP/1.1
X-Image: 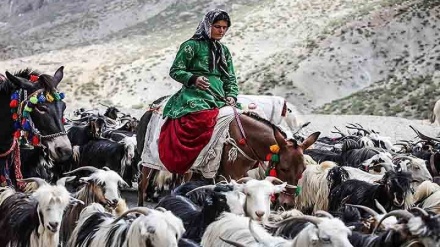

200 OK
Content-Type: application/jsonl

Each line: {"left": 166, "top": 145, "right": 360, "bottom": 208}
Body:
{"left": 53, "top": 66, "right": 64, "bottom": 87}
{"left": 300, "top": 132, "right": 320, "bottom": 150}
{"left": 5, "top": 71, "right": 36, "bottom": 90}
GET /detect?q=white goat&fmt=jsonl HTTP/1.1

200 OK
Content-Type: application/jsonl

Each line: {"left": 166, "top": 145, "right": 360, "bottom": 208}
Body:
{"left": 431, "top": 99, "right": 440, "bottom": 125}
{"left": 0, "top": 177, "right": 81, "bottom": 247}
{"left": 201, "top": 212, "right": 353, "bottom": 247}
{"left": 394, "top": 155, "right": 433, "bottom": 189}
{"left": 119, "top": 136, "right": 137, "bottom": 176}
{"left": 232, "top": 177, "right": 291, "bottom": 222}
{"left": 67, "top": 203, "right": 185, "bottom": 247}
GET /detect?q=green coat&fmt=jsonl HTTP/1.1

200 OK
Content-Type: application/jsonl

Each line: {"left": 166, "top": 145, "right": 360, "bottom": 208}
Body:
{"left": 163, "top": 39, "right": 238, "bottom": 119}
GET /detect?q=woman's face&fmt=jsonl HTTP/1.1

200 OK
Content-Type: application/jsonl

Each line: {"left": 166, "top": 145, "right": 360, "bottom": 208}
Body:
{"left": 210, "top": 20, "right": 229, "bottom": 40}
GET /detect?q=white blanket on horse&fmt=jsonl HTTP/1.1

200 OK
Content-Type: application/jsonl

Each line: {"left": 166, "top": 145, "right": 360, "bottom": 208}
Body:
{"left": 141, "top": 103, "right": 235, "bottom": 178}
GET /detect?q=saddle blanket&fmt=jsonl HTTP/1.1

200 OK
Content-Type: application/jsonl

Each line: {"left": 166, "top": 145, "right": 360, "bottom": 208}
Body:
{"left": 141, "top": 98, "right": 236, "bottom": 178}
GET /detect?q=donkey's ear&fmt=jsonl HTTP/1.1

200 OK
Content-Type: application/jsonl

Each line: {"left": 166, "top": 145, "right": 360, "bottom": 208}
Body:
{"left": 5, "top": 71, "right": 36, "bottom": 90}
{"left": 300, "top": 132, "right": 320, "bottom": 150}
{"left": 53, "top": 66, "right": 64, "bottom": 87}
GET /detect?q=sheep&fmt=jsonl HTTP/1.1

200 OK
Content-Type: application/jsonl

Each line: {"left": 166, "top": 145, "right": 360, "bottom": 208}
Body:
{"left": 414, "top": 180, "right": 440, "bottom": 214}
{"left": 67, "top": 203, "right": 185, "bottom": 247}
{"left": 60, "top": 166, "right": 129, "bottom": 244}
{"left": 0, "top": 177, "right": 82, "bottom": 247}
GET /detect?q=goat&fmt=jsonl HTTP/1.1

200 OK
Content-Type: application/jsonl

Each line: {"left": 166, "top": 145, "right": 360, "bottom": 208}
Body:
{"left": 431, "top": 99, "right": 440, "bottom": 125}
{"left": 414, "top": 180, "right": 440, "bottom": 214}
{"left": 60, "top": 166, "right": 128, "bottom": 244}
{"left": 393, "top": 155, "right": 433, "bottom": 189}
{"left": 67, "top": 203, "right": 185, "bottom": 247}
{"left": 0, "top": 177, "right": 81, "bottom": 247}
{"left": 304, "top": 149, "right": 342, "bottom": 164}
{"left": 329, "top": 170, "right": 413, "bottom": 213}
{"left": 155, "top": 193, "right": 232, "bottom": 243}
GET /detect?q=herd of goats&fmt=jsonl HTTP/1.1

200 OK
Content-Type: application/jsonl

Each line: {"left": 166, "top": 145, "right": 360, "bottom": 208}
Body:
{"left": 2, "top": 105, "right": 440, "bottom": 247}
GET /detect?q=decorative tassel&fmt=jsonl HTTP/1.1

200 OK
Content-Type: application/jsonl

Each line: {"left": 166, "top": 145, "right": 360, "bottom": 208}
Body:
{"left": 270, "top": 194, "right": 276, "bottom": 203}
{"left": 269, "top": 144, "right": 280, "bottom": 154}
{"left": 24, "top": 105, "right": 33, "bottom": 112}
{"left": 11, "top": 92, "right": 19, "bottom": 100}
{"left": 22, "top": 120, "right": 31, "bottom": 131}
{"left": 266, "top": 153, "right": 273, "bottom": 161}
{"left": 29, "top": 75, "right": 39, "bottom": 82}
{"left": 9, "top": 99, "right": 18, "bottom": 108}
{"left": 59, "top": 92, "right": 65, "bottom": 99}
{"left": 297, "top": 173, "right": 303, "bottom": 180}
{"left": 10, "top": 108, "right": 17, "bottom": 113}
{"left": 12, "top": 113, "right": 18, "bottom": 120}
{"left": 29, "top": 96, "right": 38, "bottom": 104}
{"left": 23, "top": 111, "right": 29, "bottom": 118}
{"left": 62, "top": 117, "right": 66, "bottom": 124}
{"left": 269, "top": 168, "right": 277, "bottom": 177}
{"left": 53, "top": 92, "right": 61, "bottom": 101}
{"left": 295, "top": 186, "right": 302, "bottom": 196}
{"left": 38, "top": 95, "right": 46, "bottom": 103}
{"left": 271, "top": 154, "right": 280, "bottom": 163}
{"left": 13, "top": 130, "right": 20, "bottom": 138}
{"left": 13, "top": 122, "right": 20, "bottom": 130}
{"left": 238, "top": 138, "right": 246, "bottom": 145}
{"left": 32, "top": 136, "right": 40, "bottom": 146}
{"left": 46, "top": 93, "right": 54, "bottom": 102}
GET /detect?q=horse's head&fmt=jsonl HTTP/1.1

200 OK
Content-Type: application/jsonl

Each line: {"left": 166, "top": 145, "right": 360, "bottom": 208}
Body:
{"left": 5, "top": 66, "right": 72, "bottom": 162}
{"left": 276, "top": 131, "right": 320, "bottom": 207}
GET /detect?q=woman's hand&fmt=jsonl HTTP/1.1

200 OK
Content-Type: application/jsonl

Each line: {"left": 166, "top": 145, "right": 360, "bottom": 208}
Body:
{"left": 195, "top": 76, "right": 210, "bottom": 90}
{"left": 226, "top": 97, "right": 236, "bottom": 106}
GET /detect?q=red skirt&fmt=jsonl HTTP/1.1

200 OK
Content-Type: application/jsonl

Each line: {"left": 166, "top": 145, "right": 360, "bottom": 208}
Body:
{"left": 158, "top": 109, "right": 219, "bottom": 174}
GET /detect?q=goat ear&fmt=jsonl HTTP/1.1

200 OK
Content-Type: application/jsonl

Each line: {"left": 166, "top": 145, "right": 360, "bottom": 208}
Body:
{"left": 273, "top": 182, "right": 287, "bottom": 194}
{"left": 300, "top": 132, "right": 320, "bottom": 150}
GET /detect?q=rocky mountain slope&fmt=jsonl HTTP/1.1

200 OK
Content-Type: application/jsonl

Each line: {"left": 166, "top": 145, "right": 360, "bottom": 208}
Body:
{"left": 0, "top": 0, "right": 438, "bottom": 116}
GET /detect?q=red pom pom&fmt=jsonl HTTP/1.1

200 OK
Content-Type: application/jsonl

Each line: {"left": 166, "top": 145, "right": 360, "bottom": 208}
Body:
{"left": 266, "top": 153, "right": 272, "bottom": 161}
{"left": 12, "top": 113, "right": 18, "bottom": 120}
{"left": 29, "top": 75, "right": 39, "bottom": 82}
{"left": 62, "top": 117, "right": 66, "bottom": 124}
{"left": 270, "top": 194, "right": 276, "bottom": 203}
{"left": 9, "top": 99, "right": 18, "bottom": 108}
{"left": 32, "top": 136, "right": 40, "bottom": 145}
{"left": 269, "top": 168, "right": 277, "bottom": 177}
{"left": 13, "top": 130, "right": 20, "bottom": 138}
{"left": 238, "top": 138, "right": 246, "bottom": 145}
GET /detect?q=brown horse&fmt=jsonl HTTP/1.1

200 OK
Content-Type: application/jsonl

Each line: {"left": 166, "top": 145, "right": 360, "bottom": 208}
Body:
{"left": 136, "top": 104, "right": 319, "bottom": 207}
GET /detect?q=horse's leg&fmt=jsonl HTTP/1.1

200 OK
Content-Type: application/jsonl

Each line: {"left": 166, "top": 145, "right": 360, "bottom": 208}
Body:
{"left": 138, "top": 166, "right": 153, "bottom": 206}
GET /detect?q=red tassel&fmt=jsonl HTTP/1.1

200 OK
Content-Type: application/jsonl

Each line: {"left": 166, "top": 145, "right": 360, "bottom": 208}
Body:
{"left": 62, "top": 117, "right": 66, "bottom": 124}
{"left": 32, "top": 136, "right": 40, "bottom": 145}
{"left": 29, "top": 75, "right": 39, "bottom": 82}
{"left": 9, "top": 100, "right": 18, "bottom": 108}
{"left": 270, "top": 194, "right": 276, "bottom": 203}
{"left": 266, "top": 153, "right": 272, "bottom": 161}
{"left": 238, "top": 138, "right": 246, "bottom": 145}
{"left": 12, "top": 113, "right": 18, "bottom": 120}
{"left": 13, "top": 130, "right": 20, "bottom": 138}
{"left": 269, "top": 168, "right": 277, "bottom": 177}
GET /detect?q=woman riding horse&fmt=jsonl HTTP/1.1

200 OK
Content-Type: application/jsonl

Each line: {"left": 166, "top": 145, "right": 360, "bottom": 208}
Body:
{"left": 159, "top": 9, "right": 238, "bottom": 174}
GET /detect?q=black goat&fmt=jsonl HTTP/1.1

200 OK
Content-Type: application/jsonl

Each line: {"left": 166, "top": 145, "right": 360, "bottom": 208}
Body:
{"left": 341, "top": 139, "right": 393, "bottom": 172}
{"left": 304, "top": 149, "right": 342, "bottom": 164}
{"left": 328, "top": 170, "right": 412, "bottom": 213}
{"left": 156, "top": 194, "right": 230, "bottom": 243}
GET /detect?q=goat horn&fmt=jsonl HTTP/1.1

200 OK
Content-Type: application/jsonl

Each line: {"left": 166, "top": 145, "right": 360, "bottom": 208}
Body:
{"left": 236, "top": 177, "right": 253, "bottom": 184}
{"left": 185, "top": 185, "right": 217, "bottom": 196}
{"left": 314, "top": 210, "right": 334, "bottom": 219}
{"left": 277, "top": 215, "right": 322, "bottom": 227}
{"left": 56, "top": 176, "right": 76, "bottom": 187}
{"left": 102, "top": 167, "right": 111, "bottom": 171}
{"left": 248, "top": 218, "right": 263, "bottom": 243}
{"left": 63, "top": 166, "right": 100, "bottom": 175}
{"left": 111, "top": 207, "right": 150, "bottom": 224}
{"left": 372, "top": 210, "right": 414, "bottom": 234}
{"left": 18, "top": 177, "right": 48, "bottom": 187}
{"left": 410, "top": 207, "right": 429, "bottom": 217}
{"left": 346, "top": 204, "right": 379, "bottom": 216}
{"left": 374, "top": 199, "right": 388, "bottom": 214}
{"left": 409, "top": 125, "right": 440, "bottom": 143}
{"left": 219, "top": 236, "right": 246, "bottom": 247}
{"left": 155, "top": 207, "right": 167, "bottom": 212}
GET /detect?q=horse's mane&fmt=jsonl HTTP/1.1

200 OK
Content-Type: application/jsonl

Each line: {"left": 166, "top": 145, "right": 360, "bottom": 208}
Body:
{"left": 0, "top": 68, "right": 56, "bottom": 93}
{"left": 242, "top": 111, "right": 287, "bottom": 138}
